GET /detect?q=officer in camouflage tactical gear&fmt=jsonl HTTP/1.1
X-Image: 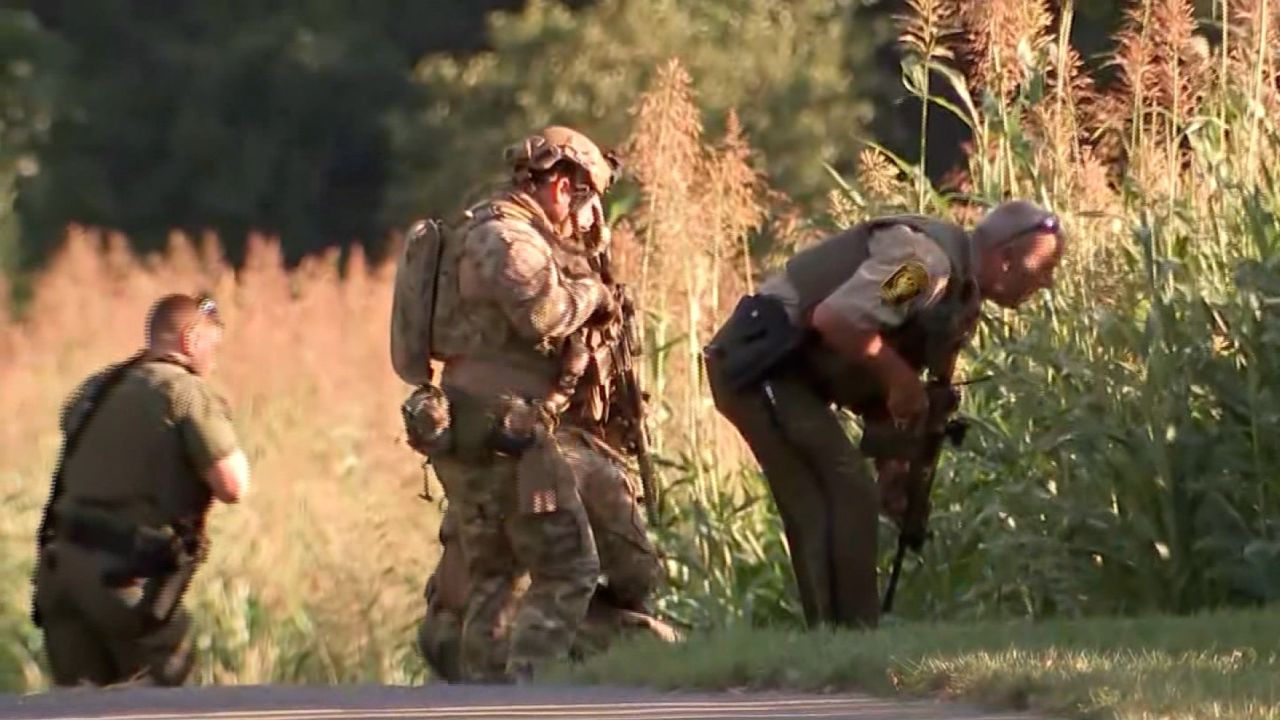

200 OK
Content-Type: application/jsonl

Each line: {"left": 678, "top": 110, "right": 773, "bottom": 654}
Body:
{"left": 704, "top": 201, "right": 1065, "bottom": 630}
{"left": 405, "top": 376, "right": 675, "bottom": 683}
{"left": 32, "top": 294, "right": 251, "bottom": 686}
{"left": 413, "top": 503, "right": 678, "bottom": 683}
{"left": 419, "top": 125, "right": 662, "bottom": 683}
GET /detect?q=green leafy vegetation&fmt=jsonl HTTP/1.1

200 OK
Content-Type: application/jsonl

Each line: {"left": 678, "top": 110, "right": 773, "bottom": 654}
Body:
{"left": 559, "top": 607, "right": 1280, "bottom": 719}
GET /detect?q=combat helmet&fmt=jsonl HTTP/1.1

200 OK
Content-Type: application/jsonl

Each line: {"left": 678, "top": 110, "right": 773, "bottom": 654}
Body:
{"left": 505, "top": 125, "right": 619, "bottom": 195}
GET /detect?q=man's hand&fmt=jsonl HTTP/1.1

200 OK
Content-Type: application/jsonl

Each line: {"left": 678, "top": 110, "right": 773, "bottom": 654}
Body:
{"left": 588, "top": 280, "right": 619, "bottom": 326}
{"left": 876, "top": 457, "right": 911, "bottom": 527}
{"left": 886, "top": 372, "right": 928, "bottom": 428}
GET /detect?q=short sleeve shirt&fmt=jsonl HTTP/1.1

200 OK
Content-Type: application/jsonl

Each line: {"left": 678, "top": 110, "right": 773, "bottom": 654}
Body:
{"left": 59, "top": 358, "right": 239, "bottom": 527}
{"left": 815, "top": 224, "right": 952, "bottom": 329}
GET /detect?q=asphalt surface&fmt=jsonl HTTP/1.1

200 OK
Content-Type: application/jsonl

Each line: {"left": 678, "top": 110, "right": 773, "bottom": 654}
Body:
{"left": 0, "top": 685, "right": 1045, "bottom": 720}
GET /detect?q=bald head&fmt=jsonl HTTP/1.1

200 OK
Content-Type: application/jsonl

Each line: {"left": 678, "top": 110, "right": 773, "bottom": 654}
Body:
{"left": 972, "top": 200, "right": 1065, "bottom": 308}
{"left": 973, "top": 200, "right": 1059, "bottom": 252}
{"left": 146, "top": 293, "right": 224, "bottom": 374}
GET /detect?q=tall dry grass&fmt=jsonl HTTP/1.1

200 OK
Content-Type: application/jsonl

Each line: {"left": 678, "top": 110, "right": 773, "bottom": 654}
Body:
{"left": 621, "top": 58, "right": 772, "bottom": 477}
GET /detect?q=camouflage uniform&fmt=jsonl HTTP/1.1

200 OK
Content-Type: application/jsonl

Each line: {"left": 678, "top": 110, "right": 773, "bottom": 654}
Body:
{"left": 416, "top": 492, "right": 674, "bottom": 683}
{"left": 426, "top": 126, "right": 645, "bottom": 682}
{"left": 407, "top": 340, "right": 668, "bottom": 683}
{"left": 32, "top": 354, "right": 238, "bottom": 686}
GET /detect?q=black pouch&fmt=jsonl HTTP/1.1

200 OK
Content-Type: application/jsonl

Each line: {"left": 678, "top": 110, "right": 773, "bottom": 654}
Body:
{"left": 136, "top": 523, "right": 205, "bottom": 628}
{"left": 138, "top": 556, "right": 196, "bottom": 627}
{"left": 704, "top": 294, "right": 807, "bottom": 391}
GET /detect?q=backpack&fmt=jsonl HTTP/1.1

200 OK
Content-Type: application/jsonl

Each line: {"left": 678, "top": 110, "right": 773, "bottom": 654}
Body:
{"left": 390, "top": 218, "right": 453, "bottom": 386}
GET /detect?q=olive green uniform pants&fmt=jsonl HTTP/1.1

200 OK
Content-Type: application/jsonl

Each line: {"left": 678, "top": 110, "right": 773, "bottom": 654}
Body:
{"left": 33, "top": 543, "right": 194, "bottom": 687}
{"left": 706, "top": 354, "right": 881, "bottom": 629}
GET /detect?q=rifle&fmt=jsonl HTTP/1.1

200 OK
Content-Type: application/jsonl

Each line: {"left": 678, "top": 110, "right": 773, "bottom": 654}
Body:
{"left": 593, "top": 251, "right": 659, "bottom": 525}
{"left": 874, "top": 373, "right": 991, "bottom": 614}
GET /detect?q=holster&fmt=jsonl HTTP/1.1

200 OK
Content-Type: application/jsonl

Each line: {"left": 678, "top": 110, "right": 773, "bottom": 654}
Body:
{"left": 703, "top": 294, "right": 807, "bottom": 392}
{"left": 137, "top": 551, "right": 200, "bottom": 627}
{"left": 56, "top": 505, "right": 204, "bottom": 626}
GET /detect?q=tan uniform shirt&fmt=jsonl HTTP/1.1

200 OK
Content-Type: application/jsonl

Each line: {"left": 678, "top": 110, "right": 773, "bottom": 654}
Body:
{"left": 57, "top": 358, "right": 239, "bottom": 529}
{"left": 762, "top": 224, "right": 952, "bottom": 329}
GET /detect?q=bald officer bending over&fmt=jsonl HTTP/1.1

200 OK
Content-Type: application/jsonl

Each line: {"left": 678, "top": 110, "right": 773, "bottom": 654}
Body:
{"left": 704, "top": 201, "right": 1065, "bottom": 630}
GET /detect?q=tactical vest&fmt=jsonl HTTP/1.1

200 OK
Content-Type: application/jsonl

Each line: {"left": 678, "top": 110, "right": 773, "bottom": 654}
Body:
{"left": 785, "top": 215, "right": 981, "bottom": 409}
{"left": 435, "top": 193, "right": 583, "bottom": 391}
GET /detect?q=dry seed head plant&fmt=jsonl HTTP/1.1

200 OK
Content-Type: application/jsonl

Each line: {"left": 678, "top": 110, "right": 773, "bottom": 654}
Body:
{"left": 957, "top": 0, "right": 1054, "bottom": 102}
{"left": 622, "top": 57, "right": 768, "bottom": 476}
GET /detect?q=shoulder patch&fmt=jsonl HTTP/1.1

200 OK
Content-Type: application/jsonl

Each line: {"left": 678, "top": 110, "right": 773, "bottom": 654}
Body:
{"left": 881, "top": 260, "right": 928, "bottom": 305}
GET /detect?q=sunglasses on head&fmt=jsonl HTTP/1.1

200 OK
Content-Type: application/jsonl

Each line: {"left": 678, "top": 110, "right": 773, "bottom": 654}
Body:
{"left": 194, "top": 294, "right": 223, "bottom": 327}
{"left": 1036, "top": 214, "right": 1062, "bottom": 236}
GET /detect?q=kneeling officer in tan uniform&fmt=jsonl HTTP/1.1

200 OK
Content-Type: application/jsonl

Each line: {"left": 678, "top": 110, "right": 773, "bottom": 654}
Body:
{"left": 705, "top": 201, "right": 1065, "bottom": 630}
{"left": 32, "top": 293, "right": 251, "bottom": 686}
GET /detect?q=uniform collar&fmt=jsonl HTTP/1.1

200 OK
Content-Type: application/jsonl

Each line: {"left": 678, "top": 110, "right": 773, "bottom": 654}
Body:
{"left": 489, "top": 187, "right": 598, "bottom": 256}
{"left": 144, "top": 350, "right": 199, "bottom": 374}
{"left": 496, "top": 188, "right": 571, "bottom": 239}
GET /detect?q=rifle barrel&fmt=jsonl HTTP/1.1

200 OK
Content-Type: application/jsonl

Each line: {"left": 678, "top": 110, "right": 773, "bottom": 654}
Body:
{"left": 882, "top": 539, "right": 908, "bottom": 613}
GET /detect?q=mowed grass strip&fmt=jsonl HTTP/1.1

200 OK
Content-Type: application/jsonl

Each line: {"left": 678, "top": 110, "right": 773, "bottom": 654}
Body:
{"left": 556, "top": 607, "right": 1280, "bottom": 720}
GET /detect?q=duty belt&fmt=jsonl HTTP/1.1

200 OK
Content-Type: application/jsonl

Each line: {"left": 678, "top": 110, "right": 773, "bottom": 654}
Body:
{"left": 54, "top": 505, "right": 186, "bottom": 578}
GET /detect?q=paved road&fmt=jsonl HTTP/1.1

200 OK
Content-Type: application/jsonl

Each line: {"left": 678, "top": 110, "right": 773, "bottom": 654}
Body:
{"left": 0, "top": 685, "right": 1043, "bottom": 720}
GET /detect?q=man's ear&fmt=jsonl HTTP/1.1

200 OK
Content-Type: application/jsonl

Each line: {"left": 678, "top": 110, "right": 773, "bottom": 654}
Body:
{"left": 997, "top": 240, "right": 1019, "bottom": 271}
{"left": 178, "top": 326, "right": 196, "bottom": 355}
{"left": 554, "top": 174, "right": 572, "bottom": 202}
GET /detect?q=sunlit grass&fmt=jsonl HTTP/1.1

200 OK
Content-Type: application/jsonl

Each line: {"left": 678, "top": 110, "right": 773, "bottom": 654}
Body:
{"left": 560, "top": 607, "right": 1280, "bottom": 719}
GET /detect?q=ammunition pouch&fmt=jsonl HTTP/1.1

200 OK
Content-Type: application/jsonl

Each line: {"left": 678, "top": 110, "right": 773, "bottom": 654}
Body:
{"left": 402, "top": 384, "right": 454, "bottom": 456}
{"left": 441, "top": 386, "right": 577, "bottom": 515}
{"left": 485, "top": 396, "right": 553, "bottom": 458}
{"left": 703, "top": 294, "right": 807, "bottom": 392}
{"left": 487, "top": 397, "right": 576, "bottom": 515}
